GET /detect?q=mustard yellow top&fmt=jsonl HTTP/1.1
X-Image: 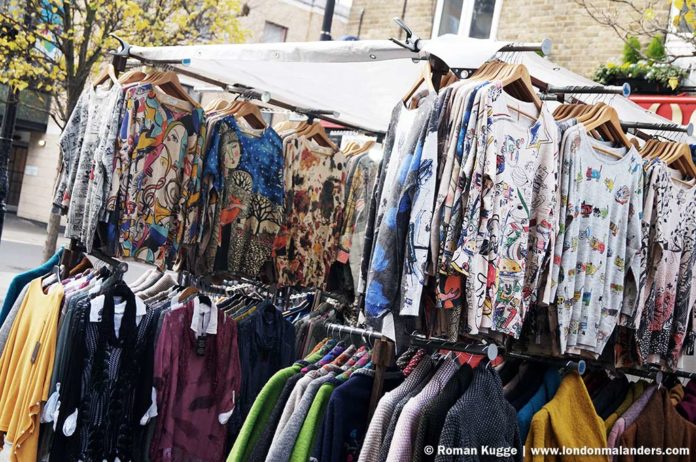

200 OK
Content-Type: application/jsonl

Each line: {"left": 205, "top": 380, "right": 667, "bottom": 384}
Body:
{"left": 526, "top": 371, "right": 607, "bottom": 461}
{"left": 0, "top": 278, "right": 63, "bottom": 462}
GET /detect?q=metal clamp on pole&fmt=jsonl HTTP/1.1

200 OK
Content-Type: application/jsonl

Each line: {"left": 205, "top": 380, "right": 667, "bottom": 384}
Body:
{"left": 500, "top": 38, "right": 552, "bottom": 56}
{"left": 389, "top": 17, "right": 423, "bottom": 52}
{"left": 226, "top": 84, "right": 272, "bottom": 103}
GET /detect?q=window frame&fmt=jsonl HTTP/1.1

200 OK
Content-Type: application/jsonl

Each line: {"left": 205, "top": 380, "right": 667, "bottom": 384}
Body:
{"left": 262, "top": 21, "right": 289, "bottom": 43}
{"left": 431, "top": 0, "right": 504, "bottom": 40}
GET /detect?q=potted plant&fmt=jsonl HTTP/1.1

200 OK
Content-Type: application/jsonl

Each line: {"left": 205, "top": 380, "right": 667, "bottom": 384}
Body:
{"left": 594, "top": 35, "right": 689, "bottom": 94}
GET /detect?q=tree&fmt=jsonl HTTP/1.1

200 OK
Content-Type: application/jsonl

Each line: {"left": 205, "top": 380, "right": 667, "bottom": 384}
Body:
{"left": 576, "top": 0, "right": 696, "bottom": 63}
{"left": 0, "top": 0, "right": 247, "bottom": 259}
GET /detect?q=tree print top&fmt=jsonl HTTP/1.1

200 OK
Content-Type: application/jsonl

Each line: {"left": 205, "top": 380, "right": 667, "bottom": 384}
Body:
{"left": 449, "top": 83, "right": 561, "bottom": 338}
{"left": 634, "top": 160, "right": 696, "bottom": 367}
{"left": 550, "top": 124, "right": 643, "bottom": 356}
{"left": 205, "top": 117, "right": 285, "bottom": 277}
{"left": 274, "top": 137, "right": 346, "bottom": 288}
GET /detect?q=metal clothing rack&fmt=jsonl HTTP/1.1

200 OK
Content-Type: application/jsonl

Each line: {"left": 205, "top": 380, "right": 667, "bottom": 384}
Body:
{"left": 410, "top": 333, "right": 499, "bottom": 361}
{"left": 324, "top": 322, "right": 385, "bottom": 342}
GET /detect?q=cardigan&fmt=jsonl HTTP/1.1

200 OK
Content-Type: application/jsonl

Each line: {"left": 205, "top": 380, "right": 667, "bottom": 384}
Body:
{"left": 289, "top": 379, "right": 337, "bottom": 462}
{"left": 358, "top": 356, "right": 434, "bottom": 462}
{"left": 516, "top": 368, "right": 561, "bottom": 442}
{"left": 413, "top": 364, "right": 473, "bottom": 462}
{"left": 604, "top": 381, "right": 647, "bottom": 434}
{"left": 379, "top": 368, "right": 435, "bottom": 462}
{"left": 607, "top": 385, "right": 656, "bottom": 451}
{"left": 435, "top": 365, "right": 521, "bottom": 462}
{"left": 319, "top": 368, "right": 404, "bottom": 462}
{"left": 265, "top": 372, "right": 337, "bottom": 462}
{"left": 386, "top": 358, "right": 459, "bottom": 462}
{"left": 618, "top": 388, "right": 696, "bottom": 461}
{"left": 0, "top": 247, "right": 62, "bottom": 327}
{"left": 526, "top": 371, "right": 606, "bottom": 462}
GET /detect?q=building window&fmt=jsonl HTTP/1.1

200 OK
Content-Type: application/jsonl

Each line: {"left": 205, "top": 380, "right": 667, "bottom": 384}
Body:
{"left": 263, "top": 21, "right": 288, "bottom": 43}
{"left": 432, "top": 0, "right": 502, "bottom": 39}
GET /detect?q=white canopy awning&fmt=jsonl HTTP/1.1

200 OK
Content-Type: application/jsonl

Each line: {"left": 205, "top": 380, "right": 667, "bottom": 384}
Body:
{"left": 129, "top": 36, "right": 694, "bottom": 142}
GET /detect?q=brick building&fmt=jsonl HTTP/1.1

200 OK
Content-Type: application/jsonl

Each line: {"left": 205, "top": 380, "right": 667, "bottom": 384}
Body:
{"left": 347, "top": 0, "right": 673, "bottom": 78}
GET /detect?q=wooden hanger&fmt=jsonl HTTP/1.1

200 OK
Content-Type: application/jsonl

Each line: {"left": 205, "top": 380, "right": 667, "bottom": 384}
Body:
{"left": 304, "top": 121, "right": 337, "bottom": 150}
{"left": 118, "top": 69, "right": 146, "bottom": 85}
{"left": 499, "top": 64, "right": 542, "bottom": 111}
{"left": 233, "top": 101, "right": 268, "bottom": 129}
{"left": 582, "top": 105, "right": 632, "bottom": 153}
{"left": 402, "top": 61, "right": 437, "bottom": 107}
{"left": 147, "top": 71, "right": 199, "bottom": 108}
{"left": 93, "top": 63, "right": 118, "bottom": 88}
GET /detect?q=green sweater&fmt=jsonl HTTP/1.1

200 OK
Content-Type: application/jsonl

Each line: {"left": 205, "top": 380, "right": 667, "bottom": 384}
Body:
{"left": 229, "top": 346, "right": 327, "bottom": 462}
{"left": 290, "top": 381, "right": 336, "bottom": 462}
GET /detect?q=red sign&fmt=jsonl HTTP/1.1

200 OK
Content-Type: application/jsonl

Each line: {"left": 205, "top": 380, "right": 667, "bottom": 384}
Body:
{"left": 630, "top": 95, "right": 696, "bottom": 126}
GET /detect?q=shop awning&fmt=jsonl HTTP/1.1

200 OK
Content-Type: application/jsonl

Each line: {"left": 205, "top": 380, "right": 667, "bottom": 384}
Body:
{"left": 128, "top": 36, "right": 694, "bottom": 142}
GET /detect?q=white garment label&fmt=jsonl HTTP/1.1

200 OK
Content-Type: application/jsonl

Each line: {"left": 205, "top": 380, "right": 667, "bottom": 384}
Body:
{"left": 41, "top": 385, "right": 60, "bottom": 423}
{"left": 218, "top": 391, "right": 235, "bottom": 424}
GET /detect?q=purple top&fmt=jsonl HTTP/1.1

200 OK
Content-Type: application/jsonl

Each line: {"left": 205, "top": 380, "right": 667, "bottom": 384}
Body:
{"left": 607, "top": 384, "right": 657, "bottom": 449}
{"left": 150, "top": 300, "right": 241, "bottom": 462}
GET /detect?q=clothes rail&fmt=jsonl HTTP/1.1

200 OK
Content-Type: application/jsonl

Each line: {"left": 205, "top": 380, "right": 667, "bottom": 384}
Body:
{"left": 621, "top": 121, "right": 694, "bottom": 136}
{"left": 544, "top": 83, "right": 631, "bottom": 97}
{"left": 506, "top": 352, "right": 587, "bottom": 375}
{"left": 324, "top": 323, "right": 385, "bottom": 342}
{"left": 410, "top": 332, "right": 499, "bottom": 361}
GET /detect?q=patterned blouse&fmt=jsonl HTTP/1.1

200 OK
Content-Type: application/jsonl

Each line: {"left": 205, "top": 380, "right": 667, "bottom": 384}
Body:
{"left": 274, "top": 137, "right": 346, "bottom": 288}
{"left": 635, "top": 160, "right": 696, "bottom": 367}
{"left": 106, "top": 84, "right": 205, "bottom": 269}
{"left": 550, "top": 124, "right": 643, "bottom": 356}
{"left": 203, "top": 117, "right": 285, "bottom": 277}
{"left": 450, "top": 83, "right": 561, "bottom": 338}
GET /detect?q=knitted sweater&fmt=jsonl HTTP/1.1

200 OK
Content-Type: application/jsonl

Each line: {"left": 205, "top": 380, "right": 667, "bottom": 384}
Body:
{"left": 526, "top": 371, "right": 606, "bottom": 462}
{"left": 266, "top": 373, "right": 336, "bottom": 462}
{"left": 435, "top": 365, "right": 521, "bottom": 462}
{"left": 358, "top": 356, "right": 434, "bottom": 462}
{"left": 0, "top": 247, "right": 62, "bottom": 327}
{"left": 516, "top": 368, "right": 561, "bottom": 442}
{"left": 413, "top": 364, "right": 473, "bottom": 462}
{"left": 289, "top": 380, "right": 337, "bottom": 462}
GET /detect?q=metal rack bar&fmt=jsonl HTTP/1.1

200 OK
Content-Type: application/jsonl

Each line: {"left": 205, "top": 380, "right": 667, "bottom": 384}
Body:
{"left": 125, "top": 54, "right": 383, "bottom": 136}
{"left": 410, "top": 333, "right": 499, "bottom": 360}
{"left": 545, "top": 83, "right": 631, "bottom": 97}
{"left": 621, "top": 121, "right": 694, "bottom": 136}
{"left": 324, "top": 322, "right": 386, "bottom": 342}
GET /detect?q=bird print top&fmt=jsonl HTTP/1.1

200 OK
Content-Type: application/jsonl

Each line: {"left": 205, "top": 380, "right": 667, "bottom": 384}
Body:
{"left": 274, "top": 137, "right": 346, "bottom": 288}
{"left": 450, "top": 82, "right": 561, "bottom": 338}
{"left": 635, "top": 160, "right": 696, "bottom": 367}
{"left": 550, "top": 124, "right": 643, "bottom": 356}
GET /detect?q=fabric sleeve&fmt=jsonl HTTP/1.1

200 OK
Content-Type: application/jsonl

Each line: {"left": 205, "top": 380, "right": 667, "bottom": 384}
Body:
{"left": 180, "top": 109, "right": 206, "bottom": 246}
{"left": 53, "top": 91, "right": 89, "bottom": 213}
{"left": 401, "top": 103, "right": 440, "bottom": 316}
{"left": 219, "top": 316, "right": 241, "bottom": 415}
{"left": 620, "top": 163, "right": 645, "bottom": 325}
{"left": 524, "top": 409, "right": 550, "bottom": 462}
{"left": 449, "top": 86, "right": 490, "bottom": 276}
{"left": 105, "top": 91, "right": 137, "bottom": 215}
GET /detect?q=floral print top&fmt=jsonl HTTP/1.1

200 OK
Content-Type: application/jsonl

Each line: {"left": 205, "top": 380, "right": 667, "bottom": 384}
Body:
{"left": 274, "top": 137, "right": 346, "bottom": 288}
{"left": 105, "top": 84, "right": 205, "bottom": 269}
{"left": 450, "top": 83, "right": 561, "bottom": 338}
{"left": 634, "top": 160, "right": 696, "bottom": 367}
{"left": 550, "top": 124, "right": 643, "bottom": 356}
